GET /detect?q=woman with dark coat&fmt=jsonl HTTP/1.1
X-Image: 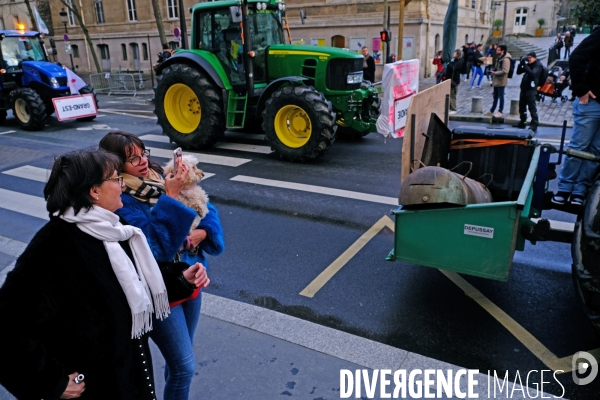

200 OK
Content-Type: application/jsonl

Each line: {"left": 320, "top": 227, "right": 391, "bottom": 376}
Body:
{"left": 99, "top": 131, "right": 224, "bottom": 400}
{"left": 0, "top": 150, "right": 182, "bottom": 399}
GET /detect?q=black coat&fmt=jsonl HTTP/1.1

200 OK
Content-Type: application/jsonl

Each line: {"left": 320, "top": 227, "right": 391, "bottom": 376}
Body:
{"left": 363, "top": 55, "right": 376, "bottom": 83}
{"left": 445, "top": 58, "right": 463, "bottom": 87}
{"left": 569, "top": 27, "right": 600, "bottom": 102}
{"left": 0, "top": 218, "right": 157, "bottom": 400}
{"left": 517, "top": 59, "right": 542, "bottom": 91}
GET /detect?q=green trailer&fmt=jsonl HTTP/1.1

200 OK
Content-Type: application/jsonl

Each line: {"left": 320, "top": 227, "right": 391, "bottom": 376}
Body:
{"left": 387, "top": 122, "right": 600, "bottom": 333}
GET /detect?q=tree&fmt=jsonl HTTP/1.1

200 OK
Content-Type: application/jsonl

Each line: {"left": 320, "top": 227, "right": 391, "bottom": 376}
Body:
{"left": 570, "top": 0, "right": 600, "bottom": 26}
{"left": 59, "top": 0, "right": 102, "bottom": 73}
{"left": 151, "top": 0, "right": 169, "bottom": 50}
{"left": 537, "top": 18, "right": 545, "bottom": 29}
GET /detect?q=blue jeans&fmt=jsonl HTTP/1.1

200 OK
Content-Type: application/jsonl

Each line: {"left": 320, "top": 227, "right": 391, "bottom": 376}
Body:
{"left": 470, "top": 66, "right": 483, "bottom": 87}
{"left": 150, "top": 293, "right": 202, "bottom": 400}
{"left": 490, "top": 86, "right": 505, "bottom": 113}
{"left": 558, "top": 98, "right": 600, "bottom": 196}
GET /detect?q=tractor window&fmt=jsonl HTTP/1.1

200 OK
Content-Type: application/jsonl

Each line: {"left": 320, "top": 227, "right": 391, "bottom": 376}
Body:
{"left": 1, "top": 36, "right": 45, "bottom": 67}
{"left": 247, "top": 9, "right": 284, "bottom": 49}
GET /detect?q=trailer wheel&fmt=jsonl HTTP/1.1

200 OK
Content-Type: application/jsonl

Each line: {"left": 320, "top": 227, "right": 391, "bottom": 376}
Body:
{"left": 262, "top": 85, "right": 336, "bottom": 161}
{"left": 154, "top": 64, "right": 224, "bottom": 149}
{"left": 76, "top": 85, "right": 99, "bottom": 122}
{"left": 11, "top": 88, "right": 47, "bottom": 131}
{"left": 572, "top": 181, "right": 600, "bottom": 335}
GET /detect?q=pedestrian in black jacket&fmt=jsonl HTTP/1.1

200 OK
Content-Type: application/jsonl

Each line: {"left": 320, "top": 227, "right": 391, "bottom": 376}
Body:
{"left": 362, "top": 46, "right": 376, "bottom": 83}
{"left": 515, "top": 51, "right": 542, "bottom": 131}
{"left": 0, "top": 150, "right": 174, "bottom": 400}
{"left": 552, "top": 27, "right": 600, "bottom": 206}
{"left": 445, "top": 49, "right": 464, "bottom": 113}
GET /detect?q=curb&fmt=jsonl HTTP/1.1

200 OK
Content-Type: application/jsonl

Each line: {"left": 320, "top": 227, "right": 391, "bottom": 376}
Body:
{"left": 450, "top": 114, "right": 571, "bottom": 128}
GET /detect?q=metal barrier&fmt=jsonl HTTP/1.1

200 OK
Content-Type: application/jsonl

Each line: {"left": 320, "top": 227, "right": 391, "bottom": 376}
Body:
{"left": 88, "top": 72, "right": 137, "bottom": 96}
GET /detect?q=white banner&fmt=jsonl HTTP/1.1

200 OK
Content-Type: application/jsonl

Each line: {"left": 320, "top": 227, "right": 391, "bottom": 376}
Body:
{"left": 376, "top": 59, "right": 420, "bottom": 138}
{"left": 53, "top": 94, "right": 97, "bottom": 121}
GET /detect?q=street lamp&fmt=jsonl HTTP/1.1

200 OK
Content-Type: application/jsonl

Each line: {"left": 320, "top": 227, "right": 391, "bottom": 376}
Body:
{"left": 59, "top": 8, "right": 75, "bottom": 70}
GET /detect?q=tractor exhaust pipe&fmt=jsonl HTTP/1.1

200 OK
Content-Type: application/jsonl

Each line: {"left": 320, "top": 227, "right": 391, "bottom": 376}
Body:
{"left": 242, "top": 0, "right": 254, "bottom": 97}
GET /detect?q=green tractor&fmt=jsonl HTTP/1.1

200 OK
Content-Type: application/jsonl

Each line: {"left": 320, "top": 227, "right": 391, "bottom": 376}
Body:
{"left": 154, "top": 0, "right": 380, "bottom": 162}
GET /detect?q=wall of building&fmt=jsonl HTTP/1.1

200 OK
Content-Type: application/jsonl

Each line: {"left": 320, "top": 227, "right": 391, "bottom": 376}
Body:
{"left": 493, "top": 0, "right": 559, "bottom": 37}
{"left": 0, "top": 0, "right": 39, "bottom": 31}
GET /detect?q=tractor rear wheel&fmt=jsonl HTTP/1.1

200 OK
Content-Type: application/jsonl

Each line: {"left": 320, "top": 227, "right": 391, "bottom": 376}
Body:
{"left": 0, "top": 110, "right": 6, "bottom": 124}
{"left": 11, "top": 88, "right": 47, "bottom": 131}
{"left": 76, "top": 85, "right": 99, "bottom": 122}
{"left": 154, "top": 64, "right": 225, "bottom": 149}
{"left": 572, "top": 180, "right": 600, "bottom": 335}
{"left": 262, "top": 85, "right": 336, "bottom": 162}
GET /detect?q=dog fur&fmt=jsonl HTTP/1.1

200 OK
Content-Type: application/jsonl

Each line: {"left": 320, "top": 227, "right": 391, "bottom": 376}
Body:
{"left": 164, "top": 154, "right": 209, "bottom": 230}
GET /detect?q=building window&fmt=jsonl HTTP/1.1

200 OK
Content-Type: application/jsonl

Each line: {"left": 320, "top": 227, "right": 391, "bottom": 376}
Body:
{"left": 98, "top": 44, "right": 110, "bottom": 60}
{"left": 130, "top": 43, "right": 139, "bottom": 60}
{"left": 434, "top": 34, "right": 440, "bottom": 53}
{"left": 142, "top": 43, "right": 148, "bottom": 60}
{"left": 464, "top": 0, "right": 469, "bottom": 7}
{"left": 66, "top": 0, "right": 76, "bottom": 26}
{"left": 167, "top": 0, "right": 178, "bottom": 19}
{"left": 72, "top": 44, "right": 79, "bottom": 58}
{"left": 465, "top": 34, "right": 469, "bottom": 44}
{"left": 121, "top": 44, "right": 127, "bottom": 60}
{"left": 471, "top": 0, "right": 476, "bottom": 8}
{"left": 95, "top": 0, "right": 105, "bottom": 24}
{"left": 127, "top": 0, "right": 137, "bottom": 21}
{"left": 515, "top": 8, "right": 527, "bottom": 26}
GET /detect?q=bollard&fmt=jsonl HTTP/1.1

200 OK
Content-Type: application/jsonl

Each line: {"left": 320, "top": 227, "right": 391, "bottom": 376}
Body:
{"left": 510, "top": 99, "right": 519, "bottom": 116}
{"left": 471, "top": 97, "right": 483, "bottom": 113}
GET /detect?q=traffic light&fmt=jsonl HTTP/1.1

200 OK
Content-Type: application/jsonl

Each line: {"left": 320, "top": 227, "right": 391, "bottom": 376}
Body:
{"left": 380, "top": 30, "right": 391, "bottom": 43}
{"left": 387, "top": 54, "right": 397, "bottom": 63}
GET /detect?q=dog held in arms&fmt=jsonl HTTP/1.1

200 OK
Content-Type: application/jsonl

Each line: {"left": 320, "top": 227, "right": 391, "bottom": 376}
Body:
{"left": 163, "top": 154, "right": 209, "bottom": 231}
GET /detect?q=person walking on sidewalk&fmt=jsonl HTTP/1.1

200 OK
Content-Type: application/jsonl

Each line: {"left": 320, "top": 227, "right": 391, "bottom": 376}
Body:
{"left": 484, "top": 44, "right": 511, "bottom": 118}
{"left": 554, "top": 34, "right": 564, "bottom": 60}
{"left": 99, "top": 131, "right": 224, "bottom": 400}
{"left": 465, "top": 42, "right": 476, "bottom": 81}
{"left": 564, "top": 31, "right": 573, "bottom": 59}
{"left": 514, "top": 52, "right": 542, "bottom": 132}
{"left": 445, "top": 49, "right": 463, "bottom": 114}
{"left": 470, "top": 44, "right": 485, "bottom": 89}
{"left": 552, "top": 27, "right": 600, "bottom": 206}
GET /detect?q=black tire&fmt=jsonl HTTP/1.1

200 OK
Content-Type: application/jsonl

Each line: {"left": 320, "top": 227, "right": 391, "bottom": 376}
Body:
{"left": 262, "top": 85, "right": 336, "bottom": 162}
{"left": 44, "top": 102, "right": 54, "bottom": 116}
{"left": 336, "top": 125, "right": 368, "bottom": 140}
{"left": 11, "top": 88, "right": 47, "bottom": 131}
{"left": 76, "top": 85, "right": 99, "bottom": 122}
{"left": 572, "top": 181, "right": 600, "bottom": 335}
{"left": 154, "top": 64, "right": 225, "bottom": 149}
{"left": 0, "top": 110, "right": 6, "bottom": 124}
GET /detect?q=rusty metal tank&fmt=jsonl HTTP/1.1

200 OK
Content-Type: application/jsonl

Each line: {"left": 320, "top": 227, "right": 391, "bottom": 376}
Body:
{"left": 399, "top": 165, "right": 493, "bottom": 207}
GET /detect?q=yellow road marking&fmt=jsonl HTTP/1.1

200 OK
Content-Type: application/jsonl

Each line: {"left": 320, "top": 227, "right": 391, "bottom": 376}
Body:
{"left": 301, "top": 214, "right": 599, "bottom": 372}
{"left": 299, "top": 216, "right": 393, "bottom": 298}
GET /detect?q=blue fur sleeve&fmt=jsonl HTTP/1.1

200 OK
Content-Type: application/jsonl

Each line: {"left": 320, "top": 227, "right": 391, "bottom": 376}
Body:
{"left": 197, "top": 202, "right": 225, "bottom": 256}
{"left": 117, "top": 194, "right": 197, "bottom": 261}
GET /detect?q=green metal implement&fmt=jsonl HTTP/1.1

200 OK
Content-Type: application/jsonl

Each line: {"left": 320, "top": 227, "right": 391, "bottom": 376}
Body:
{"left": 387, "top": 145, "right": 541, "bottom": 282}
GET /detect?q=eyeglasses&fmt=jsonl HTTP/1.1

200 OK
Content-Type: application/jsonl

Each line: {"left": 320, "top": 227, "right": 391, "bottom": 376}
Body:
{"left": 105, "top": 175, "right": 124, "bottom": 187}
{"left": 126, "top": 149, "right": 150, "bottom": 166}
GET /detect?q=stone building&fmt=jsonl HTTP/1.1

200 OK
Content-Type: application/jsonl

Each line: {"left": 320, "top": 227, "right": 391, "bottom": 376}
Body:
{"left": 490, "top": 0, "right": 561, "bottom": 37}
{"left": 0, "top": 0, "right": 40, "bottom": 31}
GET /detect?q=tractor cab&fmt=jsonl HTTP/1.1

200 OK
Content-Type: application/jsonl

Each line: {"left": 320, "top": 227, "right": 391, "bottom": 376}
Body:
{"left": 0, "top": 32, "right": 48, "bottom": 88}
{"left": 195, "top": 2, "right": 285, "bottom": 87}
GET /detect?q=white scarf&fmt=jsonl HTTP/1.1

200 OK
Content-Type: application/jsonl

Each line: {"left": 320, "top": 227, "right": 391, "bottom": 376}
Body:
{"left": 59, "top": 206, "right": 170, "bottom": 338}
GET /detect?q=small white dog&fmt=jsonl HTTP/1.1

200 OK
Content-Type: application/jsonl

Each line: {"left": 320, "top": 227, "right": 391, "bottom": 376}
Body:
{"left": 164, "top": 154, "right": 209, "bottom": 230}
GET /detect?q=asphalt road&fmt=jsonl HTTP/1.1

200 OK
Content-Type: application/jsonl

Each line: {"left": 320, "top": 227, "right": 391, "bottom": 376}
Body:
{"left": 0, "top": 95, "right": 598, "bottom": 399}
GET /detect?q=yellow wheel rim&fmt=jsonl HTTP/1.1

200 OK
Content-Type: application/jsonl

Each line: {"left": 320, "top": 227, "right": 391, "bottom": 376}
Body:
{"left": 164, "top": 83, "right": 201, "bottom": 134}
{"left": 274, "top": 105, "right": 312, "bottom": 148}
{"left": 14, "top": 98, "right": 30, "bottom": 123}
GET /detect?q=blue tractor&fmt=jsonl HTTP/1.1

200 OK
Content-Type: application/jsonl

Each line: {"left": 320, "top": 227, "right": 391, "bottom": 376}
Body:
{"left": 0, "top": 29, "right": 97, "bottom": 130}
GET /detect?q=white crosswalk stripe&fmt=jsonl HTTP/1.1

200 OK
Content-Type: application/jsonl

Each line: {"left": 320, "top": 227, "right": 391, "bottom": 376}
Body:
{"left": 2, "top": 166, "right": 49, "bottom": 183}
{"left": 0, "top": 188, "right": 48, "bottom": 220}
{"left": 139, "top": 134, "right": 272, "bottom": 154}
{"left": 146, "top": 146, "right": 250, "bottom": 167}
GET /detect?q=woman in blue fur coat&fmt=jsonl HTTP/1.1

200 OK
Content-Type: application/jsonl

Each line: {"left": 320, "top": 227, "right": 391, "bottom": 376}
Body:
{"left": 99, "top": 131, "right": 225, "bottom": 400}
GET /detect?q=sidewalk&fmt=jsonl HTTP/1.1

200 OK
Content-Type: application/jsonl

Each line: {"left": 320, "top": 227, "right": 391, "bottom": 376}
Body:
{"left": 420, "top": 34, "right": 590, "bottom": 128}
{"left": 0, "top": 284, "right": 550, "bottom": 399}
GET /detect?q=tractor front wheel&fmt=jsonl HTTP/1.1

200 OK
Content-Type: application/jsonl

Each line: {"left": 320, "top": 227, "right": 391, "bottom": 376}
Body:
{"left": 262, "top": 85, "right": 336, "bottom": 162}
{"left": 572, "top": 180, "right": 600, "bottom": 335}
{"left": 154, "top": 64, "right": 224, "bottom": 149}
{"left": 11, "top": 88, "right": 47, "bottom": 131}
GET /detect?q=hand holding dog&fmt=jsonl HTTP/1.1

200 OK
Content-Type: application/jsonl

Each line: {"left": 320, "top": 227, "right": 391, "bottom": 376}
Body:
{"left": 165, "top": 162, "right": 188, "bottom": 198}
{"left": 189, "top": 229, "right": 207, "bottom": 248}
{"left": 183, "top": 262, "right": 210, "bottom": 288}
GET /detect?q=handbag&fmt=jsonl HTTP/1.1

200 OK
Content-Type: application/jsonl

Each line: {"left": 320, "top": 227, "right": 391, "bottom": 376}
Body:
{"left": 157, "top": 261, "right": 197, "bottom": 304}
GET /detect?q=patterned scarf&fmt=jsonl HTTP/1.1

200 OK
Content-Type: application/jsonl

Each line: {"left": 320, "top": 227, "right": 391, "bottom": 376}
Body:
{"left": 122, "top": 169, "right": 166, "bottom": 206}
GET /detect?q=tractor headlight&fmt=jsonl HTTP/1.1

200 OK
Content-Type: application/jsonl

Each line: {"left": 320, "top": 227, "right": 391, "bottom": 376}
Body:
{"left": 347, "top": 72, "right": 363, "bottom": 84}
{"left": 50, "top": 77, "right": 59, "bottom": 88}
